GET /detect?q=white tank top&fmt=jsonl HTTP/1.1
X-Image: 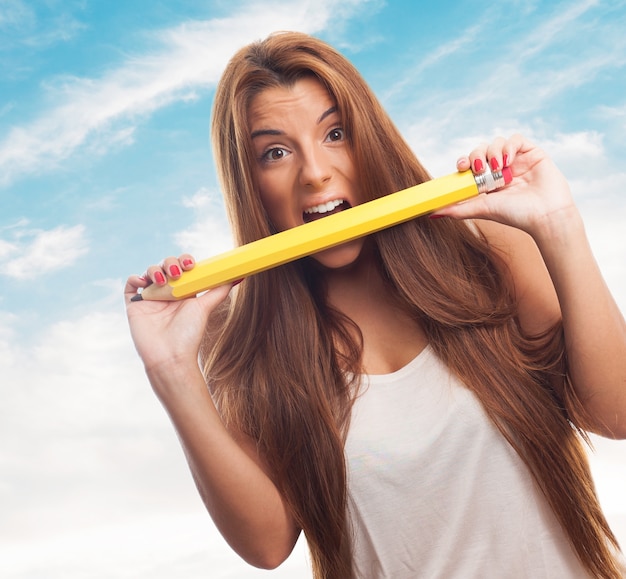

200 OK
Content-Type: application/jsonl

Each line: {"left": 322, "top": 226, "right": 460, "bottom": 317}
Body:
{"left": 345, "top": 345, "right": 600, "bottom": 578}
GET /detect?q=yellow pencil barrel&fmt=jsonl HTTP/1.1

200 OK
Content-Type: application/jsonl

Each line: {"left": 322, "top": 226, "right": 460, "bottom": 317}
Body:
{"left": 135, "top": 168, "right": 513, "bottom": 301}
{"left": 160, "top": 171, "right": 478, "bottom": 299}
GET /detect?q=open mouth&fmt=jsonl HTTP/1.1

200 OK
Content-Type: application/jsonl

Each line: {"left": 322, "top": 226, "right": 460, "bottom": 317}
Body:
{"left": 303, "top": 199, "right": 351, "bottom": 223}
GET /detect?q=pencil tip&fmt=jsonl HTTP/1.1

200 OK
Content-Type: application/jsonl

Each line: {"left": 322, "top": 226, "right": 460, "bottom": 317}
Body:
{"left": 130, "top": 294, "right": 143, "bottom": 302}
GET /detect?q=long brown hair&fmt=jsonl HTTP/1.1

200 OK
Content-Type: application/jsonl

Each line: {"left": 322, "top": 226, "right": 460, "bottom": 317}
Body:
{"left": 202, "top": 31, "right": 622, "bottom": 578}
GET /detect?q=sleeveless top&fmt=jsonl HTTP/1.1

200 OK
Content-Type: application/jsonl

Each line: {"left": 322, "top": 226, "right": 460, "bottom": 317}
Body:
{"left": 344, "top": 345, "right": 605, "bottom": 578}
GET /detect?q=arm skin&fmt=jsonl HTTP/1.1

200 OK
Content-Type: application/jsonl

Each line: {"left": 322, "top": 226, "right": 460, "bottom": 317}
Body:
{"left": 434, "top": 134, "right": 626, "bottom": 439}
{"left": 124, "top": 261, "right": 300, "bottom": 569}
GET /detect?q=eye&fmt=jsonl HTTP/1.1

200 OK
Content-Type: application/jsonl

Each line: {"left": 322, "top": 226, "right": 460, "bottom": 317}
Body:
{"left": 261, "top": 147, "right": 289, "bottom": 163}
{"left": 326, "top": 128, "right": 345, "bottom": 142}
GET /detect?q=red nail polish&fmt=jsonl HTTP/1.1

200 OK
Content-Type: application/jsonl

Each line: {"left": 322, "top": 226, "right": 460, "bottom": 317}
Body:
{"left": 490, "top": 157, "right": 499, "bottom": 171}
{"left": 428, "top": 214, "right": 446, "bottom": 220}
{"left": 473, "top": 159, "right": 484, "bottom": 173}
{"left": 502, "top": 154, "right": 509, "bottom": 167}
{"left": 169, "top": 265, "right": 181, "bottom": 277}
{"left": 182, "top": 259, "right": 193, "bottom": 267}
{"left": 154, "top": 271, "right": 166, "bottom": 284}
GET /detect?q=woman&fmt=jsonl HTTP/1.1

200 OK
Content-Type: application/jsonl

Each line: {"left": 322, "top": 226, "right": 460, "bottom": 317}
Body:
{"left": 125, "top": 32, "right": 626, "bottom": 578}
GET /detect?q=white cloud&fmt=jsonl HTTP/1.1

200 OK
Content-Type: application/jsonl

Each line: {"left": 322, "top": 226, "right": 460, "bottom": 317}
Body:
{"left": 0, "top": 511, "right": 311, "bottom": 578}
{"left": 0, "top": 101, "right": 15, "bottom": 119}
{"left": 0, "top": 310, "right": 19, "bottom": 368}
{"left": 388, "top": 0, "right": 626, "bottom": 137}
{"left": 0, "top": 304, "right": 171, "bottom": 536}
{"left": 174, "top": 188, "right": 234, "bottom": 258}
{"left": 382, "top": 23, "right": 483, "bottom": 102}
{"left": 0, "top": 0, "right": 34, "bottom": 30}
{"left": 0, "top": 0, "right": 86, "bottom": 51}
{"left": 514, "top": 0, "right": 600, "bottom": 61}
{"left": 598, "top": 103, "right": 626, "bottom": 130}
{"left": 0, "top": 223, "right": 89, "bottom": 279}
{"left": 587, "top": 436, "right": 626, "bottom": 550}
{"left": 0, "top": 293, "right": 313, "bottom": 577}
{"left": 0, "top": 237, "right": 17, "bottom": 259}
{"left": 0, "top": 0, "right": 374, "bottom": 186}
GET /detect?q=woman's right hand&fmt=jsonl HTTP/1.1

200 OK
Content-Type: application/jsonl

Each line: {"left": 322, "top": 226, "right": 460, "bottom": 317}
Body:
{"left": 124, "top": 254, "right": 234, "bottom": 376}
{"left": 126, "top": 259, "right": 299, "bottom": 563}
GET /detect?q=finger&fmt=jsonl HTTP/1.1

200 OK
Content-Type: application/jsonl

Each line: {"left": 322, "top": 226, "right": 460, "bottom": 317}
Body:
{"left": 468, "top": 142, "right": 489, "bottom": 174}
{"left": 179, "top": 253, "right": 195, "bottom": 271}
{"left": 161, "top": 257, "right": 184, "bottom": 280}
{"left": 431, "top": 192, "right": 494, "bottom": 222}
{"left": 456, "top": 156, "right": 471, "bottom": 172}
{"left": 502, "top": 133, "right": 534, "bottom": 168}
{"left": 146, "top": 264, "right": 168, "bottom": 285}
{"left": 485, "top": 136, "right": 507, "bottom": 173}
{"left": 196, "top": 282, "right": 236, "bottom": 311}
{"left": 124, "top": 274, "right": 150, "bottom": 302}
{"left": 145, "top": 255, "right": 182, "bottom": 284}
{"left": 125, "top": 274, "right": 149, "bottom": 292}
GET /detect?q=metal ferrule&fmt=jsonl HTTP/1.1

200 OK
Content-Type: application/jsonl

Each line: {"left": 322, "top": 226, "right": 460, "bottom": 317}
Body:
{"left": 474, "top": 170, "right": 506, "bottom": 194}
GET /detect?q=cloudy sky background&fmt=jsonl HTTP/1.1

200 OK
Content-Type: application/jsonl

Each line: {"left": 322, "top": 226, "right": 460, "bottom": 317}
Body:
{"left": 1, "top": 0, "right": 625, "bottom": 576}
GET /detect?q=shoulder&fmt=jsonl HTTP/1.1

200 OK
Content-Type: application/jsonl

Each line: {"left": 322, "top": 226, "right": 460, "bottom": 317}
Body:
{"left": 473, "top": 219, "right": 561, "bottom": 337}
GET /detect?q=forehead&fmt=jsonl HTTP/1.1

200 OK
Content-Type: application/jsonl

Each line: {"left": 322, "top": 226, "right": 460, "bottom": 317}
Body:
{"left": 247, "top": 76, "right": 336, "bottom": 129}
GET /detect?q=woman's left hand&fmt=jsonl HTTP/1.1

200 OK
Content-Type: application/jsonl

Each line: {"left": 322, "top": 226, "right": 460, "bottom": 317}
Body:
{"left": 433, "top": 134, "right": 578, "bottom": 240}
{"left": 438, "top": 134, "right": 626, "bottom": 438}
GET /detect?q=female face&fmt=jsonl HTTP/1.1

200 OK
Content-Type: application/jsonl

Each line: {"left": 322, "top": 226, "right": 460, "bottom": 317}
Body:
{"left": 247, "top": 76, "right": 366, "bottom": 270}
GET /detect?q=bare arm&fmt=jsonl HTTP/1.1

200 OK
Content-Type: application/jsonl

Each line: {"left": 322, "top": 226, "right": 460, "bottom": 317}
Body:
{"left": 125, "top": 257, "right": 299, "bottom": 568}
{"left": 436, "top": 135, "right": 626, "bottom": 438}
{"left": 148, "top": 363, "right": 300, "bottom": 568}
{"left": 531, "top": 210, "right": 626, "bottom": 438}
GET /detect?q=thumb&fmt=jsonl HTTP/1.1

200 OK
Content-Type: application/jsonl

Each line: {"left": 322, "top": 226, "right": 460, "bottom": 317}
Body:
{"left": 195, "top": 281, "right": 236, "bottom": 313}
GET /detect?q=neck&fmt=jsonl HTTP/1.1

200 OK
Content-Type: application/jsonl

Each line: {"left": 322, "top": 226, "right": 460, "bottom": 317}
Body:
{"left": 321, "top": 243, "right": 384, "bottom": 312}
{"left": 318, "top": 243, "right": 428, "bottom": 375}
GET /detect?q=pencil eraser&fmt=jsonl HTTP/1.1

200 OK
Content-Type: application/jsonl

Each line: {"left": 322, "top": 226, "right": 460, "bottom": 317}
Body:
{"left": 502, "top": 166, "right": 513, "bottom": 185}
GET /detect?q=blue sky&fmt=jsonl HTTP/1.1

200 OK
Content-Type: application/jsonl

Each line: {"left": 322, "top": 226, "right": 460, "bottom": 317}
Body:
{"left": 1, "top": 0, "right": 625, "bottom": 576}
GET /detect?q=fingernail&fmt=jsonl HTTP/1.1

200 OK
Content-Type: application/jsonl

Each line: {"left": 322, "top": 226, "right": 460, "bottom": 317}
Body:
{"left": 232, "top": 278, "right": 244, "bottom": 286}
{"left": 169, "top": 265, "right": 181, "bottom": 277}
{"left": 473, "top": 159, "right": 484, "bottom": 173}
{"left": 182, "top": 259, "right": 193, "bottom": 267}
{"left": 429, "top": 214, "right": 446, "bottom": 220}
{"left": 490, "top": 157, "right": 500, "bottom": 171}
{"left": 502, "top": 154, "right": 509, "bottom": 167}
{"left": 154, "top": 271, "right": 166, "bottom": 284}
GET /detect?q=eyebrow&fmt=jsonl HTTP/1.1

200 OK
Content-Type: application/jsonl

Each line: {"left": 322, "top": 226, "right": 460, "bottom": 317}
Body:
{"left": 250, "top": 106, "right": 339, "bottom": 140}
{"left": 317, "top": 105, "right": 338, "bottom": 124}
{"left": 250, "top": 128, "right": 283, "bottom": 139}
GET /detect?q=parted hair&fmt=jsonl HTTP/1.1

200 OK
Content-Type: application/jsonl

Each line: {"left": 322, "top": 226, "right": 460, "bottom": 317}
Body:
{"left": 202, "top": 31, "right": 622, "bottom": 578}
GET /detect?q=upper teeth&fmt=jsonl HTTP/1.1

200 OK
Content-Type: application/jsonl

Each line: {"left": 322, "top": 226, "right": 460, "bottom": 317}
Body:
{"left": 304, "top": 199, "right": 344, "bottom": 215}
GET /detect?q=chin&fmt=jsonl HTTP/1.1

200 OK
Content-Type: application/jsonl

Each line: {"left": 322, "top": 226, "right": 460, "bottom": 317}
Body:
{"left": 310, "top": 239, "right": 366, "bottom": 270}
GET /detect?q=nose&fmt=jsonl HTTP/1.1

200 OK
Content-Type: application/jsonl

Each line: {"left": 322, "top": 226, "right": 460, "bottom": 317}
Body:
{"left": 298, "top": 144, "right": 332, "bottom": 190}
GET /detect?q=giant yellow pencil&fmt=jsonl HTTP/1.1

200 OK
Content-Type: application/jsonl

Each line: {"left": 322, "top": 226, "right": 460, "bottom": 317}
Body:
{"left": 132, "top": 168, "right": 512, "bottom": 301}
